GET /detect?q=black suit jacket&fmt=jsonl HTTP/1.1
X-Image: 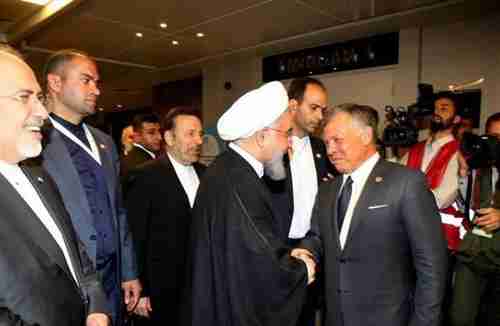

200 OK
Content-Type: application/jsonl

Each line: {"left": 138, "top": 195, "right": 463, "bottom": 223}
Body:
{"left": 264, "top": 136, "right": 336, "bottom": 241}
{"left": 120, "top": 145, "right": 155, "bottom": 185}
{"left": 0, "top": 160, "right": 108, "bottom": 326}
{"left": 301, "top": 159, "right": 448, "bottom": 326}
{"left": 125, "top": 156, "right": 204, "bottom": 322}
{"left": 457, "top": 166, "right": 500, "bottom": 267}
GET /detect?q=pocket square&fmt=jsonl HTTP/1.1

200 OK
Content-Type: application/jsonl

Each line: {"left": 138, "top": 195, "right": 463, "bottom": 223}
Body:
{"left": 368, "top": 204, "right": 388, "bottom": 209}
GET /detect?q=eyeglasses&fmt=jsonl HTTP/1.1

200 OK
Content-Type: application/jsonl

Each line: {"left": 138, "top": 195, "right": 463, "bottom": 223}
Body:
{"left": 0, "top": 91, "right": 46, "bottom": 106}
{"left": 265, "top": 127, "right": 293, "bottom": 138}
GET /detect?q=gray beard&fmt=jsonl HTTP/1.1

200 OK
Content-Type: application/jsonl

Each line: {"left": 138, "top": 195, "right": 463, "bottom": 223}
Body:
{"left": 264, "top": 152, "right": 287, "bottom": 181}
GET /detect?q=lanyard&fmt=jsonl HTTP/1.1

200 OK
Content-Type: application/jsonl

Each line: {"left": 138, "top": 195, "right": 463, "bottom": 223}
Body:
{"left": 49, "top": 117, "right": 102, "bottom": 165}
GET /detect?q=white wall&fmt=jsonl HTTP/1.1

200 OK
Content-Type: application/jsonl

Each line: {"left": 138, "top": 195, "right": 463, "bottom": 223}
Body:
{"left": 198, "top": 13, "right": 500, "bottom": 130}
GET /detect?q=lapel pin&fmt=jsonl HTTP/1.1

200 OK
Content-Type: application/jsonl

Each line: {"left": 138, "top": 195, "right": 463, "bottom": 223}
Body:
{"left": 375, "top": 176, "right": 383, "bottom": 183}
{"left": 316, "top": 153, "right": 322, "bottom": 159}
{"left": 37, "top": 177, "right": 44, "bottom": 183}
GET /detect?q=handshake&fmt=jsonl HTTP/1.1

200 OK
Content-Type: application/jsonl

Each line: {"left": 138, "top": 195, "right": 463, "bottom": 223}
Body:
{"left": 290, "top": 248, "right": 317, "bottom": 285}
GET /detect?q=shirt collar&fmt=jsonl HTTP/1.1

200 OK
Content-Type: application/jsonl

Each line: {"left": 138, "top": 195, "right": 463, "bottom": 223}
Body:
{"left": 229, "top": 142, "right": 264, "bottom": 178}
{"left": 133, "top": 143, "right": 156, "bottom": 159}
{"left": 345, "top": 152, "right": 380, "bottom": 184}
{"left": 50, "top": 113, "right": 85, "bottom": 135}
{"left": 167, "top": 152, "right": 192, "bottom": 170}
{"left": 427, "top": 133, "right": 455, "bottom": 148}
{"left": 0, "top": 160, "right": 20, "bottom": 173}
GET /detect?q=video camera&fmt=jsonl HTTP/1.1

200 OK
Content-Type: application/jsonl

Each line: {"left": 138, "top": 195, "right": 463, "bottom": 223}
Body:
{"left": 382, "top": 83, "right": 435, "bottom": 146}
{"left": 461, "top": 133, "right": 500, "bottom": 169}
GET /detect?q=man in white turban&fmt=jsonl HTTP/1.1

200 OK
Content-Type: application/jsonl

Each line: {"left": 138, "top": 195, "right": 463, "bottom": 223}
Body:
{"left": 183, "top": 81, "right": 316, "bottom": 326}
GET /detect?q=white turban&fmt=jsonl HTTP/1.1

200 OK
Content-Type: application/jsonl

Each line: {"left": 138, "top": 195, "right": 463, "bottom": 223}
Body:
{"left": 217, "top": 81, "right": 288, "bottom": 141}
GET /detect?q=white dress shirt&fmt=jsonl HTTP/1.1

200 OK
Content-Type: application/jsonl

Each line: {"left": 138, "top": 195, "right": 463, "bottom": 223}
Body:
{"left": 168, "top": 153, "right": 200, "bottom": 208}
{"left": 402, "top": 134, "right": 459, "bottom": 209}
{"left": 0, "top": 160, "right": 78, "bottom": 283}
{"left": 133, "top": 143, "right": 156, "bottom": 159}
{"left": 339, "top": 153, "right": 380, "bottom": 249}
{"left": 288, "top": 136, "right": 318, "bottom": 239}
{"left": 229, "top": 142, "right": 264, "bottom": 178}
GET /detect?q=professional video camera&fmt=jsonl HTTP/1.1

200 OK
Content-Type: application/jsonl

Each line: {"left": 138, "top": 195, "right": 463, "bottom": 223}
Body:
{"left": 461, "top": 133, "right": 500, "bottom": 169}
{"left": 382, "top": 83, "right": 435, "bottom": 146}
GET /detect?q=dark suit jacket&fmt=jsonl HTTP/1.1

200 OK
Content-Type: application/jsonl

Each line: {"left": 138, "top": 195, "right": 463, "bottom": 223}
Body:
{"left": 0, "top": 160, "right": 108, "bottom": 326}
{"left": 41, "top": 125, "right": 138, "bottom": 282}
{"left": 120, "top": 145, "right": 154, "bottom": 183}
{"left": 457, "top": 166, "right": 500, "bottom": 269}
{"left": 264, "top": 136, "right": 336, "bottom": 241}
{"left": 125, "top": 156, "right": 204, "bottom": 323}
{"left": 301, "top": 159, "right": 448, "bottom": 326}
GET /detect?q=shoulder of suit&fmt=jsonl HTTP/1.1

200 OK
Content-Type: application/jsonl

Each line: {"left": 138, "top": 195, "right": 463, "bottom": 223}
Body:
{"left": 377, "top": 159, "right": 425, "bottom": 183}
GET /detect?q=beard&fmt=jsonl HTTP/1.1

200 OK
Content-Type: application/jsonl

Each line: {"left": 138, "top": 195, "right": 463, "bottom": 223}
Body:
{"left": 430, "top": 115, "right": 454, "bottom": 133}
{"left": 17, "top": 139, "right": 42, "bottom": 159}
{"left": 264, "top": 151, "right": 287, "bottom": 181}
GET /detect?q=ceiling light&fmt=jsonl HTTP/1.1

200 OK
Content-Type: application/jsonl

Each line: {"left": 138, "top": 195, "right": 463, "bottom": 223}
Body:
{"left": 196, "top": 32, "right": 205, "bottom": 38}
{"left": 136, "top": 32, "right": 143, "bottom": 38}
{"left": 172, "top": 40, "right": 179, "bottom": 45}
{"left": 159, "top": 23, "right": 167, "bottom": 29}
{"left": 20, "top": 0, "right": 51, "bottom": 5}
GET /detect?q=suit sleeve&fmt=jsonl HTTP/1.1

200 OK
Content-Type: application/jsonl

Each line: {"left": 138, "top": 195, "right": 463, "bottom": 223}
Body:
{"left": 401, "top": 172, "right": 448, "bottom": 326}
{"left": 124, "top": 168, "right": 152, "bottom": 296}
{"left": 111, "top": 140, "right": 138, "bottom": 282}
{"left": 0, "top": 308, "right": 36, "bottom": 326}
{"left": 298, "top": 191, "right": 324, "bottom": 263}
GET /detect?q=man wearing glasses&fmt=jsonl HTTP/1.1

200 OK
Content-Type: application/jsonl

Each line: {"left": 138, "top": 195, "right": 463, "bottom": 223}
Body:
{"left": 0, "top": 45, "right": 109, "bottom": 326}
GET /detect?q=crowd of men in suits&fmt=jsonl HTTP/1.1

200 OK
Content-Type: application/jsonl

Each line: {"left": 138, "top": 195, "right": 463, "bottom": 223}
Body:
{"left": 0, "top": 42, "right": 499, "bottom": 326}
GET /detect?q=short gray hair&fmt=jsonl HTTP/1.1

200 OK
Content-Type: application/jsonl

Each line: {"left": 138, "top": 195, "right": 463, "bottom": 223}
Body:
{"left": 323, "top": 103, "right": 379, "bottom": 143}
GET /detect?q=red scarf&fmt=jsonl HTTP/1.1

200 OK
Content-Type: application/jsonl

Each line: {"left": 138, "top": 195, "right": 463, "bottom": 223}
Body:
{"left": 407, "top": 139, "right": 459, "bottom": 189}
{"left": 407, "top": 138, "right": 462, "bottom": 251}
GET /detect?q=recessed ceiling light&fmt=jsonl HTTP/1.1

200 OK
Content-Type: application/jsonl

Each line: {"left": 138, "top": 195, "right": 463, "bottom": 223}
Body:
{"left": 196, "top": 32, "right": 205, "bottom": 38}
{"left": 20, "top": 0, "right": 51, "bottom": 5}
{"left": 159, "top": 22, "right": 167, "bottom": 29}
{"left": 172, "top": 40, "right": 179, "bottom": 46}
{"left": 136, "top": 32, "right": 143, "bottom": 38}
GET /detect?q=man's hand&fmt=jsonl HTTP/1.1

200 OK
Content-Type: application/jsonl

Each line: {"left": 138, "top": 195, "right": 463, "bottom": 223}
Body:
{"left": 291, "top": 248, "right": 316, "bottom": 285}
{"left": 134, "top": 297, "right": 153, "bottom": 318}
{"left": 86, "top": 313, "right": 109, "bottom": 326}
{"left": 475, "top": 208, "right": 500, "bottom": 233}
{"left": 121, "top": 279, "right": 142, "bottom": 312}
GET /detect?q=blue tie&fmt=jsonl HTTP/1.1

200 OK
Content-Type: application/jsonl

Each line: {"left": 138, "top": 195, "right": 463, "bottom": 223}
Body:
{"left": 337, "top": 176, "right": 353, "bottom": 232}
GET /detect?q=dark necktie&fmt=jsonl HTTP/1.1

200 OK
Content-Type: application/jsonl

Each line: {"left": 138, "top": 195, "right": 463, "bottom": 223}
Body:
{"left": 337, "top": 176, "right": 353, "bottom": 232}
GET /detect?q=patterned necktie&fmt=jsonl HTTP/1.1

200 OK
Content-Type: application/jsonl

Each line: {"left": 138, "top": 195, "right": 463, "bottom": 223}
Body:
{"left": 337, "top": 176, "right": 353, "bottom": 232}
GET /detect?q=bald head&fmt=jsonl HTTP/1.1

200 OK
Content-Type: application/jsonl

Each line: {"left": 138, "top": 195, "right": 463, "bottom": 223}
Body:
{"left": 0, "top": 45, "right": 48, "bottom": 163}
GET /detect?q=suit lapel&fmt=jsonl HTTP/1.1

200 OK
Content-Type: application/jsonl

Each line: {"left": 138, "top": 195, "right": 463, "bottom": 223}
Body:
{"left": 343, "top": 160, "right": 387, "bottom": 250}
{"left": 329, "top": 177, "right": 343, "bottom": 250}
{"left": 90, "top": 128, "right": 118, "bottom": 229}
{"left": 0, "top": 166, "right": 75, "bottom": 283}
{"left": 311, "top": 137, "right": 325, "bottom": 183}
{"left": 43, "top": 129, "right": 95, "bottom": 240}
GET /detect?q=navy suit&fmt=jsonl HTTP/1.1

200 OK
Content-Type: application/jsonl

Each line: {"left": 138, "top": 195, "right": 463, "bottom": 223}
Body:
{"left": 41, "top": 119, "right": 137, "bottom": 324}
{"left": 301, "top": 159, "right": 448, "bottom": 326}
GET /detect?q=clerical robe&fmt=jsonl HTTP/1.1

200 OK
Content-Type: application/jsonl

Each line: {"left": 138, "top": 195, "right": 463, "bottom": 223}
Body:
{"left": 183, "top": 148, "right": 308, "bottom": 326}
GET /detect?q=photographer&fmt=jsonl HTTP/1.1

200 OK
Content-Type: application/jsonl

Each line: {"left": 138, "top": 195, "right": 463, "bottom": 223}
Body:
{"left": 449, "top": 112, "right": 500, "bottom": 326}
{"left": 402, "top": 92, "right": 462, "bottom": 250}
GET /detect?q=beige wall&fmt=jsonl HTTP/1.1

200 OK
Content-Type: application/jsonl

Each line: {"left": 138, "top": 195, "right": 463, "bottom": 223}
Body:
{"left": 198, "top": 13, "right": 500, "bottom": 130}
